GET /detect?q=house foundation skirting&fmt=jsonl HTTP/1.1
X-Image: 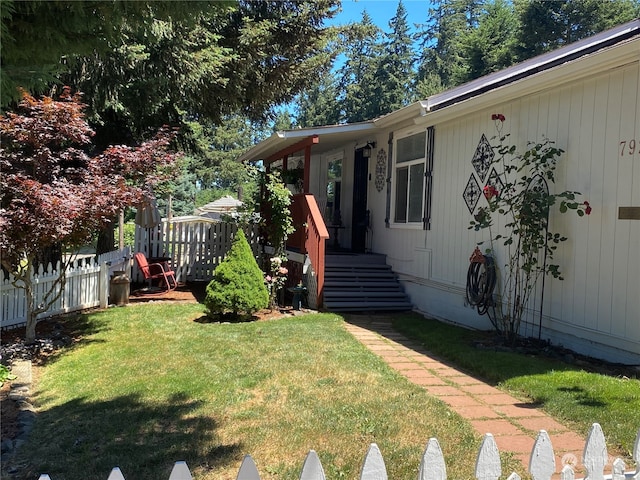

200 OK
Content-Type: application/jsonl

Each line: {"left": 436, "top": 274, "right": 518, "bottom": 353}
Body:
{"left": 400, "top": 276, "right": 640, "bottom": 365}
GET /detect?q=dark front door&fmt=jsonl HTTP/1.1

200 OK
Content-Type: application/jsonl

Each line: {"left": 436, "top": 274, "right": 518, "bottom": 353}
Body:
{"left": 351, "top": 149, "right": 368, "bottom": 252}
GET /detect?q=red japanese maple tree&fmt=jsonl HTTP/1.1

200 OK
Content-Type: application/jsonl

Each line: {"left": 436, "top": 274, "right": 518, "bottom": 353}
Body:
{"left": 0, "top": 89, "right": 178, "bottom": 342}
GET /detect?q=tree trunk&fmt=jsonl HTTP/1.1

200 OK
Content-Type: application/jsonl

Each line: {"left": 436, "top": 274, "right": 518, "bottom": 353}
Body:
{"left": 24, "top": 266, "right": 38, "bottom": 344}
{"left": 22, "top": 260, "right": 68, "bottom": 343}
{"left": 96, "top": 222, "right": 116, "bottom": 255}
{"left": 35, "top": 243, "right": 62, "bottom": 269}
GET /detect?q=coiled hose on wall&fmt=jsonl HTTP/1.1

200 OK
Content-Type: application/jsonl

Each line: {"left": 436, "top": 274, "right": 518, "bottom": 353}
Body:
{"left": 465, "top": 251, "right": 497, "bottom": 316}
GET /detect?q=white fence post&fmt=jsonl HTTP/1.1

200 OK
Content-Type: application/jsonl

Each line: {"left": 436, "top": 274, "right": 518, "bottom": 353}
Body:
{"left": 613, "top": 459, "right": 628, "bottom": 480}
{"left": 99, "top": 261, "right": 109, "bottom": 309}
{"left": 418, "top": 438, "right": 447, "bottom": 480}
{"left": 584, "top": 423, "right": 608, "bottom": 480}
{"left": 237, "top": 455, "right": 261, "bottom": 480}
{"left": 168, "top": 461, "right": 192, "bottom": 480}
{"left": 561, "top": 464, "right": 576, "bottom": 480}
{"left": 475, "top": 433, "right": 501, "bottom": 480}
{"left": 106, "top": 467, "right": 126, "bottom": 480}
{"left": 529, "top": 430, "right": 555, "bottom": 480}
{"left": 300, "top": 450, "right": 326, "bottom": 480}
{"left": 360, "top": 443, "right": 387, "bottom": 480}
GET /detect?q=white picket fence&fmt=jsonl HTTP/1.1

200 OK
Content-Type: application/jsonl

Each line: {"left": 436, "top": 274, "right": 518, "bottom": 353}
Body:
{"left": 0, "top": 247, "right": 131, "bottom": 329}
{"left": 133, "top": 219, "right": 262, "bottom": 283}
{"left": 38, "top": 424, "right": 639, "bottom": 480}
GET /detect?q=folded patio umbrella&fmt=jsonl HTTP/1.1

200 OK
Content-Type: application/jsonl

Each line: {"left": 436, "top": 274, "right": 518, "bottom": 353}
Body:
{"left": 135, "top": 197, "right": 162, "bottom": 255}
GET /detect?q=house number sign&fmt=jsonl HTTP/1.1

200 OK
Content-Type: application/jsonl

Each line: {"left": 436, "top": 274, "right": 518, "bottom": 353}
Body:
{"left": 618, "top": 139, "right": 639, "bottom": 219}
{"left": 619, "top": 139, "right": 640, "bottom": 156}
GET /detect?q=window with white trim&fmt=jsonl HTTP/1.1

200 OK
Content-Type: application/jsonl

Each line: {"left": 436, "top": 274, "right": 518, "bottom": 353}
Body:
{"left": 393, "top": 129, "right": 427, "bottom": 224}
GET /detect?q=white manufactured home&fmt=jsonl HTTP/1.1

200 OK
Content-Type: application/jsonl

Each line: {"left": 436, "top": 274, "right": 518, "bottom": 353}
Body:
{"left": 240, "top": 19, "right": 640, "bottom": 365}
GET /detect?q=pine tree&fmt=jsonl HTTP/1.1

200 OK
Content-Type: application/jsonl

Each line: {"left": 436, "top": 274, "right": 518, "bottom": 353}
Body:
{"left": 513, "top": 0, "right": 640, "bottom": 61}
{"left": 204, "top": 229, "right": 269, "bottom": 319}
{"left": 415, "top": 0, "right": 483, "bottom": 92}
{"left": 273, "top": 110, "right": 294, "bottom": 132}
{"left": 0, "top": 1, "right": 210, "bottom": 107}
{"left": 338, "top": 11, "right": 384, "bottom": 123}
{"left": 455, "top": 0, "right": 517, "bottom": 84}
{"left": 295, "top": 73, "right": 342, "bottom": 127}
{"left": 374, "top": 0, "right": 416, "bottom": 116}
{"left": 376, "top": 0, "right": 414, "bottom": 116}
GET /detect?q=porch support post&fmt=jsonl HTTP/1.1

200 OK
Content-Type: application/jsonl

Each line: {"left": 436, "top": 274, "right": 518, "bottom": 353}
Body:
{"left": 303, "top": 146, "right": 311, "bottom": 193}
{"left": 283, "top": 155, "right": 288, "bottom": 170}
{"left": 262, "top": 162, "right": 270, "bottom": 208}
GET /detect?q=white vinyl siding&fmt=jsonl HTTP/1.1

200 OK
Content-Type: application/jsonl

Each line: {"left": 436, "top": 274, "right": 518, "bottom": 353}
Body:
{"left": 371, "top": 49, "right": 639, "bottom": 363}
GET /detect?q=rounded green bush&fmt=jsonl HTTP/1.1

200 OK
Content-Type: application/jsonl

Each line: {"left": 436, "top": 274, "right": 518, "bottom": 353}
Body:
{"left": 204, "top": 229, "right": 269, "bottom": 318}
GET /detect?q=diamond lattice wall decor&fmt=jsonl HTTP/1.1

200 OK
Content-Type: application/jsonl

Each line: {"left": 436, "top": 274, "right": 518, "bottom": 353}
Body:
{"left": 463, "top": 174, "right": 482, "bottom": 213}
{"left": 471, "top": 134, "right": 494, "bottom": 181}
{"left": 485, "top": 168, "right": 504, "bottom": 196}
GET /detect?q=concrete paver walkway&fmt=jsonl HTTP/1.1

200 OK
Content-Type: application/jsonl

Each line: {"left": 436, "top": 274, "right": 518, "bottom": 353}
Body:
{"left": 342, "top": 314, "right": 586, "bottom": 471}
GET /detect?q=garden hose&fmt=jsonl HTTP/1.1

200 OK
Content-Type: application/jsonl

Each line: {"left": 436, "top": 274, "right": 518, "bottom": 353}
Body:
{"left": 466, "top": 252, "right": 497, "bottom": 317}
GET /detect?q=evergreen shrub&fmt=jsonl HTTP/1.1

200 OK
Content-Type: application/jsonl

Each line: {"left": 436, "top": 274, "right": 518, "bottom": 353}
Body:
{"left": 204, "top": 229, "right": 269, "bottom": 318}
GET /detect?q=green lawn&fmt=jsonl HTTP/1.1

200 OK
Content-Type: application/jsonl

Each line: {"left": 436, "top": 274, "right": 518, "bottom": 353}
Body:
{"left": 12, "top": 304, "right": 508, "bottom": 480}
{"left": 10, "top": 305, "right": 639, "bottom": 480}
{"left": 391, "top": 313, "right": 640, "bottom": 457}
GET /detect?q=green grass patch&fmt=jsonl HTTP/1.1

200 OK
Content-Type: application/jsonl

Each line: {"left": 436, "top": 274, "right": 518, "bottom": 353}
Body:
{"left": 391, "top": 313, "right": 640, "bottom": 457}
{"left": 14, "top": 305, "right": 511, "bottom": 480}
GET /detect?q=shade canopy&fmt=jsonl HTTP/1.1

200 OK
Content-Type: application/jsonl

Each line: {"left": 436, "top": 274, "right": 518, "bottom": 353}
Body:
{"left": 135, "top": 197, "right": 162, "bottom": 229}
{"left": 195, "top": 196, "right": 243, "bottom": 218}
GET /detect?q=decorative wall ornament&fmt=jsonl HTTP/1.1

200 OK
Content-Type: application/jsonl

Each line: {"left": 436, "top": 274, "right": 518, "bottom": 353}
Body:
{"left": 375, "top": 148, "right": 387, "bottom": 192}
{"left": 463, "top": 174, "right": 482, "bottom": 213}
{"left": 485, "top": 168, "right": 504, "bottom": 197}
{"left": 471, "top": 134, "right": 494, "bottom": 181}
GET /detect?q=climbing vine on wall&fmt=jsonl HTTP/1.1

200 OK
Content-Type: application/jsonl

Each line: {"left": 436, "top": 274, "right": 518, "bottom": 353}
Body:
{"left": 468, "top": 114, "right": 591, "bottom": 341}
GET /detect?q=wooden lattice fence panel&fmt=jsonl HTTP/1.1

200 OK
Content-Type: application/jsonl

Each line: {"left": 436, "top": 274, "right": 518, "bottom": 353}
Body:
{"left": 133, "top": 220, "right": 262, "bottom": 283}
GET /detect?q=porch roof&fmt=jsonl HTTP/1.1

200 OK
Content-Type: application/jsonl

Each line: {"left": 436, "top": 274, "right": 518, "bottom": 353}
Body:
{"left": 237, "top": 121, "right": 377, "bottom": 164}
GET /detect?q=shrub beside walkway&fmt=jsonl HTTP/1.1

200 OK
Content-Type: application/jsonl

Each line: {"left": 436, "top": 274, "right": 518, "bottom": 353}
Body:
{"left": 342, "top": 314, "right": 585, "bottom": 470}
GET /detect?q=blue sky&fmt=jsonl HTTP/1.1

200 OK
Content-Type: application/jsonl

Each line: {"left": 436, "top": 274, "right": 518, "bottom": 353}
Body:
{"left": 331, "top": 0, "right": 434, "bottom": 33}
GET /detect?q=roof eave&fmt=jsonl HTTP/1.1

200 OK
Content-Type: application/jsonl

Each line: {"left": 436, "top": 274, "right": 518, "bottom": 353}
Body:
{"left": 425, "top": 18, "right": 640, "bottom": 113}
{"left": 237, "top": 122, "right": 376, "bottom": 163}
{"left": 372, "top": 102, "right": 428, "bottom": 129}
{"left": 415, "top": 34, "right": 640, "bottom": 126}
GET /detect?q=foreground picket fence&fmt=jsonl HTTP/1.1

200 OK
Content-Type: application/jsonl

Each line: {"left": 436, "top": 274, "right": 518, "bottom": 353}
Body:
{"left": 39, "top": 424, "right": 639, "bottom": 480}
{"left": 1, "top": 248, "right": 131, "bottom": 329}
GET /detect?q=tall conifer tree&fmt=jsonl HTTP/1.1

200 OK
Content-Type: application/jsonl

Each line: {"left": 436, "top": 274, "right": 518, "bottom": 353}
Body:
{"left": 337, "top": 11, "right": 384, "bottom": 123}
{"left": 514, "top": 0, "right": 640, "bottom": 61}
{"left": 455, "top": 0, "right": 517, "bottom": 84}
{"left": 415, "top": 0, "right": 483, "bottom": 93}
{"left": 374, "top": 0, "right": 415, "bottom": 116}
{"left": 295, "top": 72, "right": 342, "bottom": 127}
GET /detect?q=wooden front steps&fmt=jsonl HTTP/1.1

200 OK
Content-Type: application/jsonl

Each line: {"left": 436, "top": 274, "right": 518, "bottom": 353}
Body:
{"left": 323, "top": 253, "right": 413, "bottom": 312}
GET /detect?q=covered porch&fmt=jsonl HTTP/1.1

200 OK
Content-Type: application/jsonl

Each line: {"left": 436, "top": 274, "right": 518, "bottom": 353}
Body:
{"left": 238, "top": 122, "right": 411, "bottom": 311}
